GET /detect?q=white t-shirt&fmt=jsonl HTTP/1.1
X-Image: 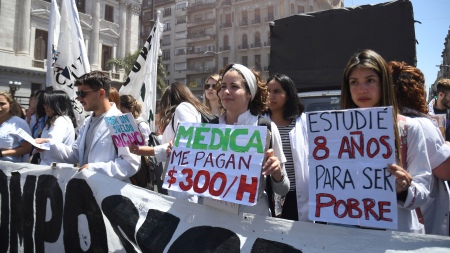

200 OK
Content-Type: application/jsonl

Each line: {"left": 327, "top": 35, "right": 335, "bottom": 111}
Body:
{"left": 0, "top": 116, "right": 31, "bottom": 163}
{"left": 40, "top": 116, "right": 75, "bottom": 165}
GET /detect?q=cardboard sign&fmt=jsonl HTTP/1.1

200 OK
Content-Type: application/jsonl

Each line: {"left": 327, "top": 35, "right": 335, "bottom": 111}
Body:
{"left": 163, "top": 122, "right": 267, "bottom": 206}
{"left": 104, "top": 113, "right": 146, "bottom": 147}
{"left": 306, "top": 107, "right": 398, "bottom": 230}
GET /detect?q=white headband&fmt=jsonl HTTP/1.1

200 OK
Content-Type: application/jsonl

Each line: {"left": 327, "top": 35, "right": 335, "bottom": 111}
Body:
{"left": 232, "top": 64, "right": 257, "bottom": 101}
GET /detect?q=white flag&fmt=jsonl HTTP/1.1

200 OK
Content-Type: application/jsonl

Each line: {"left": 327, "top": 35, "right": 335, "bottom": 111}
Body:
{"left": 46, "top": 0, "right": 60, "bottom": 88}
{"left": 119, "top": 12, "right": 163, "bottom": 132}
{"left": 51, "top": 0, "right": 90, "bottom": 128}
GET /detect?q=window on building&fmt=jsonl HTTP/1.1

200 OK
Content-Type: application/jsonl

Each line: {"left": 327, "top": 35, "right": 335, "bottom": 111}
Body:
{"left": 310, "top": 5, "right": 314, "bottom": 12}
{"left": 206, "top": 44, "right": 214, "bottom": 52}
{"left": 162, "top": 35, "right": 170, "bottom": 45}
{"left": 105, "top": 5, "right": 114, "bottom": 22}
{"left": 223, "top": 35, "right": 229, "bottom": 48}
{"left": 298, "top": 6, "right": 305, "bottom": 13}
{"left": 242, "top": 56, "right": 248, "bottom": 66}
{"left": 254, "top": 8, "right": 260, "bottom": 22}
{"left": 268, "top": 6, "right": 274, "bottom": 20}
{"left": 255, "top": 55, "right": 261, "bottom": 69}
{"left": 76, "top": 0, "right": 86, "bottom": 13}
{"left": 194, "top": 14, "right": 202, "bottom": 22}
{"left": 174, "top": 62, "right": 187, "bottom": 71}
{"left": 206, "top": 12, "right": 214, "bottom": 20}
{"left": 31, "top": 83, "right": 42, "bottom": 95}
{"left": 162, "top": 50, "right": 170, "bottom": 60}
{"left": 176, "top": 2, "right": 187, "bottom": 10}
{"left": 290, "top": 3, "right": 295, "bottom": 15}
{"left": 223, "top": 57, "right": 229, "bottom": 67}
{"left": 176, "top": 15, "right": 187, "bottom": 24}
{"left": 242, "top": 34, "right": 248, "bottom": 48}
{"left": 254, "top": 32, "right": 261, "bottom": 46}
{"left": 175, "top": 31, "right": 187, "bottom": 40}
{"left": 242, "top": 11, "right": 248, "bottom": 23}
{"left": 102, "top": 45, "right": 113, "bottom": 71}
{"left": 163, "top": 7, "right": 171, "bottom": 17}
{"left": 175, "top": 47, "right": 186, "bottom": 56}
{"left": 163, "top": 22, "right": 171, "bottom": 31}
{"left": 34, "top": 29, "right": 48, "bottom": 60}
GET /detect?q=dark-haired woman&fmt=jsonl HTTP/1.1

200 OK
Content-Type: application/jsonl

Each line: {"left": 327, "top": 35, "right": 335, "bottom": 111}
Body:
{"left": 341, "top": 49, "right": 430, "bottom": 233}
{"left": 38, "top": 90, "right": 77, "bottom": 165}
{"left": 265, "top": 73, "right": 309, "bottom": 221}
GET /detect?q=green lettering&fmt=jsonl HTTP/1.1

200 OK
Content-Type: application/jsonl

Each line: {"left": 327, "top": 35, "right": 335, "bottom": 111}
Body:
{"left": 175, "top": 126, "right": 195, "bottom": 147}
{"left": 209, "top": 128, "right": 230, "bottom": 151}
{"left": 230, "top": 129, "right": 249, "bottom": 152}
{"left": 246, "top": 130, "right": 264, "bottom": 153}
{"left": 192, "top": 127, "right": 209, "bottom": 149}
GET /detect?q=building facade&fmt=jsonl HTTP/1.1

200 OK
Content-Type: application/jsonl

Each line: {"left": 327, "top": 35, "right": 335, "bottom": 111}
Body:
{"left": 429, "top": 27, "right": 450, "bottom": 99}
{"left": 0, "top": 0, "right": 142, "bottom": 106}
{"left": 142, "top": 0, "right": 343, "bottom": 98}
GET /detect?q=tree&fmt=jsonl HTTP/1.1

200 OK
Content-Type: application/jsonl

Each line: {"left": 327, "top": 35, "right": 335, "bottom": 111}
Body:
{"left": 107, "top": 50, "right": 167, "bottom": 96}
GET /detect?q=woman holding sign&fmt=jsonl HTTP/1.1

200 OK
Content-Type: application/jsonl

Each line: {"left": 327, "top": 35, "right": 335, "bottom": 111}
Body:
{"left": 0, "top": 91, "right": 32, "bottom": 162}
{"left": 265, "top": 73, "right": 309, "bottom": 221}
{"left": 217, "top": 63, "right": 289, "bottom": 216}
{"left": 341, "top": 49, "right": 431, "bottom": 233}
{"left": 37, "top": 90, "right": 77, "bottom": 165}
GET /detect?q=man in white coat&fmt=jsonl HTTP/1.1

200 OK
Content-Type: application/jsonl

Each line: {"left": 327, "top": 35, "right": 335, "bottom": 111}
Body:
{"left": 37, "top": 71, "right": 140, "bottom": 181}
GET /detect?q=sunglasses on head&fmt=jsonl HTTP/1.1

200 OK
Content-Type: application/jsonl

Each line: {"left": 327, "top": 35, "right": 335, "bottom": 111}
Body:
{"left": 76, "top": 89, "right": 96, "bottom": 98}
{"left": 204, "top": 84, "right": 217, "bottom": 90}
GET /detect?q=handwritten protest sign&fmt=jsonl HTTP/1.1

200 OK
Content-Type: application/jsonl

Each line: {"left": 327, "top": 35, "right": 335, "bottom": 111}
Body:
{"left": 163, "top": 122, "right": 267, "bottom": 206}
{"left": 307, "top": 107, "right": 398, "bottom": 230}
{"left": 104, "top": 113, "right": 146, "bottom": 147}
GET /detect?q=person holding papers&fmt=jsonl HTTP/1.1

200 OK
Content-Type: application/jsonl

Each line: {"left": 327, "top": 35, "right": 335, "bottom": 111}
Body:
{"left": 264, "top": 74, "right": 309, "bottom": 221}
{"left": 389, "top": 61, "right": 450, "bottom": 236}
{"left": 36, "top": 71, "right": 140, "bottom": 182}
{"left": 37, "top": 90, "right": 77, "bottom": 165}
{"left": 217, "top": 63, "right": 289, "bottom": 216}
{"left": 0, "top": 91, "right": 32, "bottom": 162}
{"left": 340, "top": 49, "right": 431, "bottom": 233}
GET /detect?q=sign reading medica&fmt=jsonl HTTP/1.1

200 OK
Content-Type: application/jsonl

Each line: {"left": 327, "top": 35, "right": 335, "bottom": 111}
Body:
{"left": 163, "top": 122, "right": 268, "bottom": 206}
{"left": 306, "top": 107, "right": 398, "bottom": 230}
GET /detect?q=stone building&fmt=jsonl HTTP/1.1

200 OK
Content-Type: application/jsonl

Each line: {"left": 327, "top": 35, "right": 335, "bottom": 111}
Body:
{"left": 0, "top": 0, "right": 142, "bottom": 106}
{"left": 429, "top": 27, "right": 450, "bottom": 100}
{"left": 141, "top": 0, "right": 343, "bottom": 98}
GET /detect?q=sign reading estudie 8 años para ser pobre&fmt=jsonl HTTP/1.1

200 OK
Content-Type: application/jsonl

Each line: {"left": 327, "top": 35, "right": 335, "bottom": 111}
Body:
{"left": 163, "top": 122, "right": 268, "bottom": 206}
{"left": 307, "top": 107, "right": 398, "bottom": 230}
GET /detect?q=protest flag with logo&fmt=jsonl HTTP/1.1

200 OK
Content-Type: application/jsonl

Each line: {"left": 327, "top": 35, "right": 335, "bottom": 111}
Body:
{"left": 49, "top": 0, "right": 90, "bottom": 127}
{"left": 46, "top": 0, "right": 60, "bottom": 88}
{"left": 119, "top": 12, "right": 163, "bottom": 132}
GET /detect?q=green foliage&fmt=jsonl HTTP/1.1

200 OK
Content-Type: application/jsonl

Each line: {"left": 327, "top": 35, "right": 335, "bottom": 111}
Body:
{"left": 107, "top": 49, "right": 167, "bottom": 95}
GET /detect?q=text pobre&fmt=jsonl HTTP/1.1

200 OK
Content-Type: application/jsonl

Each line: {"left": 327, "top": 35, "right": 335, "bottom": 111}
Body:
{"left": 307, "top": 107, "right": 398, "bottom": 229}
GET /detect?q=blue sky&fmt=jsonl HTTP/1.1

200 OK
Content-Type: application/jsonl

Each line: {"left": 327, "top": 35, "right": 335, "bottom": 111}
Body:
{"left": 347, "top": 0, "right": 450, "bottom": 92}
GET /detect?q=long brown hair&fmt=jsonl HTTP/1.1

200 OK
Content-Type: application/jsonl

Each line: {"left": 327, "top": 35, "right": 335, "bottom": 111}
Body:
{"left": 389, "top": 61, "right": 427, "bottom": 114}
{"left": 0, "top": 91, "right": 23, "bottom": 117}
{"left": 340, "top": 49, "right": 401, "bottom": 166}
{"left": 157, "top": 82, "right": 212, "bottom": 131}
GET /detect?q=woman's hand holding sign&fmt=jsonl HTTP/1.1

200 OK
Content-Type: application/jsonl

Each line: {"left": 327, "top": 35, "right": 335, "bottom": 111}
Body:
{"left": 387, "top": 163, "right": 413, "bottom": 193}
{"left": 262, "top": 149, "right": 283, "bottom": 182}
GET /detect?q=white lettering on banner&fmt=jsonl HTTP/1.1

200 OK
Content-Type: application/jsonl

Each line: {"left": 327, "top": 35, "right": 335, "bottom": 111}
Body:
{"left": 307, "top": 107, "right": 398, "bottom": 230}
{"left": 0, "top": 161, "right": 449, "bottom": 252}
{"left": 163, "top": 122, "right": 267, "bottom": 206}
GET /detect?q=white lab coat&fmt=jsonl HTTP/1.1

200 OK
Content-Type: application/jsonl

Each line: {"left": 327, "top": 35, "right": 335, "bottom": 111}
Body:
{"left": 46, "top": 103, "right": 140, "bottom": 181}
